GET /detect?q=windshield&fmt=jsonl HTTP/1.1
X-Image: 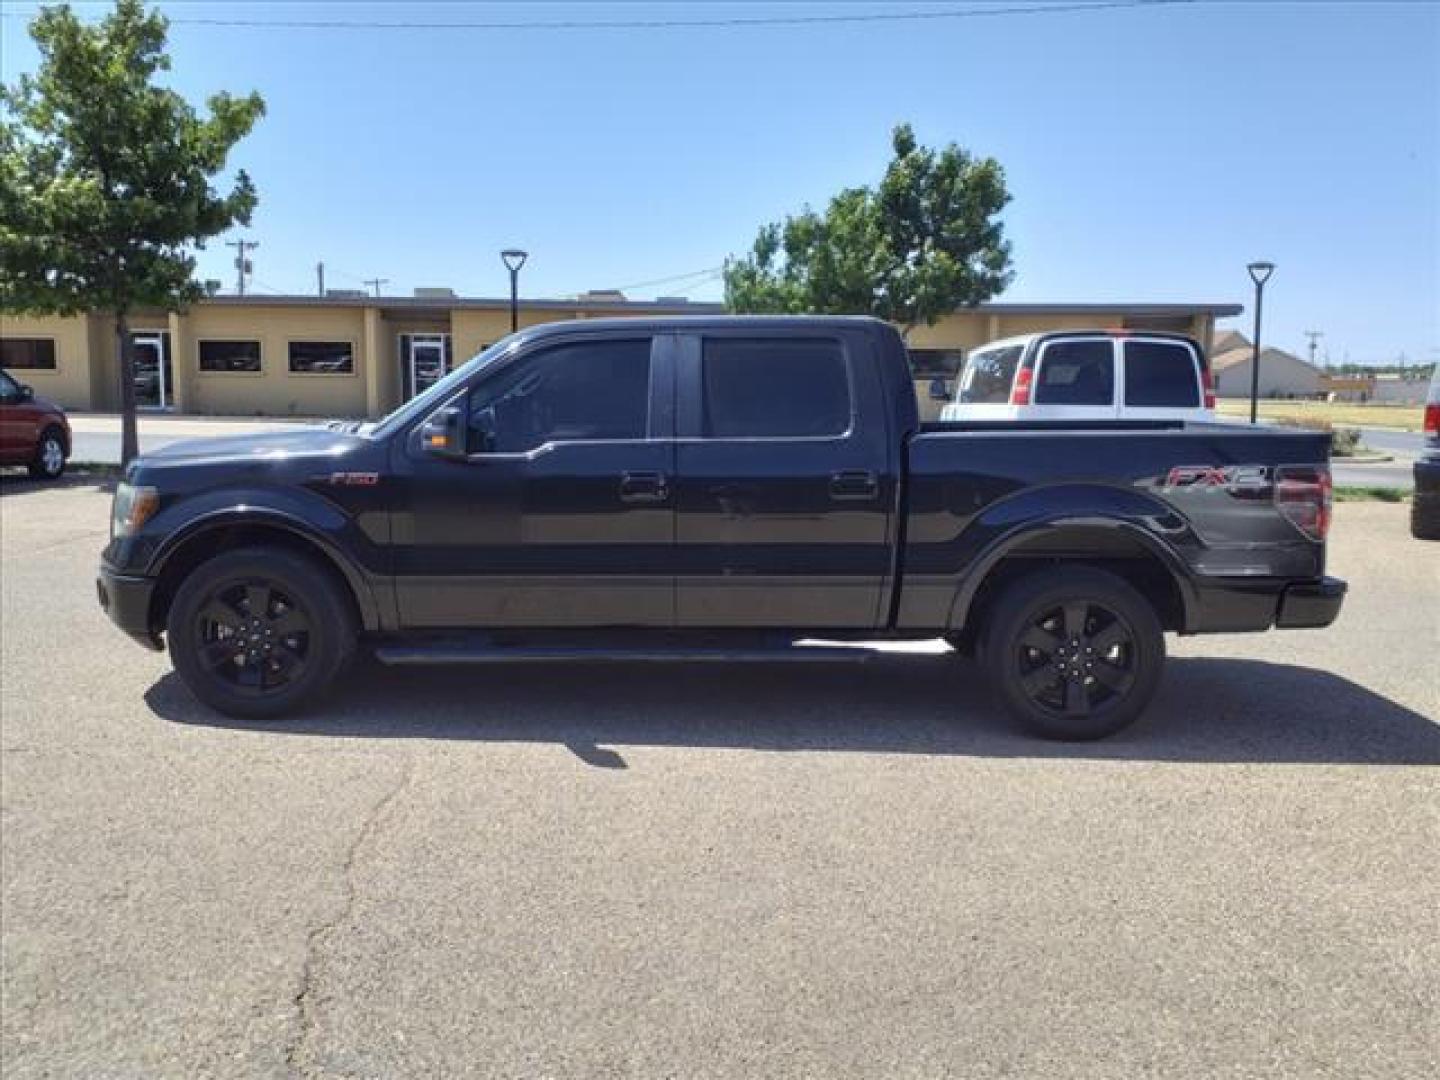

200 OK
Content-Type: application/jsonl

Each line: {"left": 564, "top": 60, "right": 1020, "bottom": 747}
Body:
{"left": 370, "top": 338, "right": 516, "bottom": 437}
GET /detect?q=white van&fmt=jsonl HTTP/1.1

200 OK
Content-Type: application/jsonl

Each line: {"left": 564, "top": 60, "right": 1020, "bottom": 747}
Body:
{"left": 940, "top": 331, "right": 1215, "bottom": 422}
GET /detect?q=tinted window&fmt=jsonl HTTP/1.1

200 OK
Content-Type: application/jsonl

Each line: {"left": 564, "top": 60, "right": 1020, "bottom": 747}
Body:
{"left": 701, "top": 338, "right": 849, "bottom": 438}
{"left": 1124, "top": 341, "right": 1201, "bottom": 407}
{"left": 909, "top": 349, "right": 965, "bottom": 377}
{"left": 468, "top": 338, "right": 651, "bottom": 453}
{"left": 1, "top": 338, "right": 57, "bottom": 370}
{"left": 0, "top": 371, "right": 19, "bottom": 401}
{"left": 958, "top": 346, "right": 1023, "bottom": 404}
{"left": 289, "top": 341, "right": 354, "bottom": 374}
{"left": 199, "top": 340, "right": 262, "bottom": 373}
{"left": 1035, "top": 340, "right": 1114, "bottom": 405}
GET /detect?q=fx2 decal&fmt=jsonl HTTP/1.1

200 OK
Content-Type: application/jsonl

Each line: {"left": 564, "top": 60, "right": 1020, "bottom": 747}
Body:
{"left": 1163, "top": 464, "right": 1270, "bottom": 492}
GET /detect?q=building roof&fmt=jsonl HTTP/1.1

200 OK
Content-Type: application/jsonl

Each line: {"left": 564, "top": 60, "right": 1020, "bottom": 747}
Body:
{"left": 1212, "top": 345, "right": 1319, "bottom": 374}
{"left": 1210, "top": 329, "right": 1250, "bottom": 355}
{"left": 195, "top": 294, "right": 1243, "bottom": 318}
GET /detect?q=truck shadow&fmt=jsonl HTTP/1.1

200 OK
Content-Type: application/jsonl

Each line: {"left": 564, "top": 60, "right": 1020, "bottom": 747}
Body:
{"left": 146, "top": 654, "right": 1440, "bottom": 767}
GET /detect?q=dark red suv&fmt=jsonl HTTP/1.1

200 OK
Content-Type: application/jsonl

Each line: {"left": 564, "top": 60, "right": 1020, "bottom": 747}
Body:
{"left": 0, "top": 369, "right": 71, "bottom": 479}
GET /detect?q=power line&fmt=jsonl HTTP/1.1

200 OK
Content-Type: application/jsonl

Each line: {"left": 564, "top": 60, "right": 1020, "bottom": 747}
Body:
{"left": 0, "top": 1, "right": 1200, "bottom": 32}
{"left": 611, "top": 266, "right": 725, "bottom": 293}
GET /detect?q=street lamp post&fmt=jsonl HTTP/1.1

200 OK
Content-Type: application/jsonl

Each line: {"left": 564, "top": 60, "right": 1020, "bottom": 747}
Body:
{"left": 501, "top": 249, "right": 528, "bottom": 334}
{"left": 1246, "top": 261, "right": 1275, "bottom": 424}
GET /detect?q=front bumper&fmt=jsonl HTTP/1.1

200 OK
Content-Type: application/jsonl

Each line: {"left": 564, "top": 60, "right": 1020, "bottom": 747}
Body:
{"left": 96, "top": 563, "right": 163, "bottom": 651}
{"left": 1275, "top": 575, "right": 1347, "bottom": 629}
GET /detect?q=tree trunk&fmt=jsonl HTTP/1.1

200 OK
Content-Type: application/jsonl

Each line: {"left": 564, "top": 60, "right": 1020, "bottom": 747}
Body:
{"left": 115, "top": 312, "right": 139, "bottom": 466}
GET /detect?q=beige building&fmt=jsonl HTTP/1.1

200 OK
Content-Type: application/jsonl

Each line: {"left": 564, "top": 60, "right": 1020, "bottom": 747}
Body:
{"left": 1211, "top": 343, "right": 1323, "bottom": 399}
{"left": 1, "top": 294, "right": 1239, "bottom": 419}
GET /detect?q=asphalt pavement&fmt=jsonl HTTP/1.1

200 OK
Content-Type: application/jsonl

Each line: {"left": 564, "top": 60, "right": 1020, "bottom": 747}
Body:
{"left": 2, "top": 482, "right": 1436, "bottom": 1078}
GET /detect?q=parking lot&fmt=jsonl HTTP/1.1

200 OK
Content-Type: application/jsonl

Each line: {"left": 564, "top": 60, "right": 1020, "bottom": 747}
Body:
{"left": 2, "top": 480, "right": 1436, "bottom": 1078}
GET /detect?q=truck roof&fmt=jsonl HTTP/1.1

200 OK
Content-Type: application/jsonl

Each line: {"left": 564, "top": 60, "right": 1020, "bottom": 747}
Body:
{"left": 516, "top": 314, "right": 893, "bottom": 340}
{"left": 970, "top": 329, "right": 1205, "bottom": 355}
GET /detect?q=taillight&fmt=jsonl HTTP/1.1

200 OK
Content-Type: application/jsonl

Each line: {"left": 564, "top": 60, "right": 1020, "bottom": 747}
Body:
{"left": 1202, "top": 366, "right": 1216, "bottom": 410}
{"left": 1274, "top": 464, "right": 1332, "bottom": 541}
{"left": 1011, "top": 365, "right": 1033, "bottom": 406}
{"left": 1425, "top": 402, "right": 1439, "bottom": 436}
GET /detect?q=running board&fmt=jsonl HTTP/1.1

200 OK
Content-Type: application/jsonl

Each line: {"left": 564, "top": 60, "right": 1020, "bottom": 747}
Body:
{"left": 372, "top": 638, "right": 884, "bottom": 667}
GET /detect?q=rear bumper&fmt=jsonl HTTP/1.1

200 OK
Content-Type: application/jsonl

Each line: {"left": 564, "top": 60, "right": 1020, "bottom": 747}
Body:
{"left": 1189, "top": 574, "right": 1345, "bottom": 633}
{"left": 1275, "top": 575, "right": 1347, "bottom": 629}
{"left": 96, "top": 564, "right": 163, "bottom": 651}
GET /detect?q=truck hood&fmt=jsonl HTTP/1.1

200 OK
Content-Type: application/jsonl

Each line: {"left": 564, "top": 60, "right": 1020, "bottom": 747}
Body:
{"left": 140, "top": 426, "right": 366, "bottom": 467}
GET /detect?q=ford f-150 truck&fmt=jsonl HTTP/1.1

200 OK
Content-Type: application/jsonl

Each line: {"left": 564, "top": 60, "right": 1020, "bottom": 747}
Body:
{"left": 98, "top": 316, "right": 1345, "bottom": 739}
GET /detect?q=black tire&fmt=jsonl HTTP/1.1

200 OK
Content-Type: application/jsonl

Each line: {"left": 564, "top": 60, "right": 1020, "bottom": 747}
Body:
{"left": 1412, "top": 490, "right": 1440, "bottom": 541}
{"left": 27, "top": 426, "right": 66, "bottom": 480}
{"left": 166, "top": 546, "right": 356, "bottom": 720}
{"left": 981, "top": 566, "right": 1165, "bottom": 741}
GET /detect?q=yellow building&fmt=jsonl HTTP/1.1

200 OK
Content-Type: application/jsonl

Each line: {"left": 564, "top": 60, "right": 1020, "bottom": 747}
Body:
{"left": 0, "top": 294, "right": 1239, "bottom": 419}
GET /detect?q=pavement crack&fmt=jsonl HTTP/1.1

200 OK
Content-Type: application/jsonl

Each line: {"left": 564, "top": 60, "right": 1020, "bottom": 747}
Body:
{"left": 284, "top": 755, "right": 415, "bottom": 1079}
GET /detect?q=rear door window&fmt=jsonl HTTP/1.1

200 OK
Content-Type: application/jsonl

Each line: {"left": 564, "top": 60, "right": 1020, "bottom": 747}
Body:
{"left": 1123, "top": 340, "right": 1202, "bottom": 407}
{"left": 957, "top": 345, "right": 1023, "bottom": 404}
{"left": 1034, "top": 340, "right": 1115, "bottom": 405}
{"left": 701, "top": 338, "right": 850, "bottom": 438}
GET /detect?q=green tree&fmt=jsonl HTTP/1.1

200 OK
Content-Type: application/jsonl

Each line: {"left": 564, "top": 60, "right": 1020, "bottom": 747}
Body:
{"left": 723, "top": 124, "right": 1013, "bottom": 335}
{"left": 1, "top": 0, "right": 264, "bottom": 463}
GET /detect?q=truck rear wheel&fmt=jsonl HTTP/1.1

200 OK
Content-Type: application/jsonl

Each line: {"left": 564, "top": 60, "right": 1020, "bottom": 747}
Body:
{"left": 166, "top": 547, "right": 356, "bottom": 720}
{"left": 981, "top": 566, "right": 1165, "bottom": 740}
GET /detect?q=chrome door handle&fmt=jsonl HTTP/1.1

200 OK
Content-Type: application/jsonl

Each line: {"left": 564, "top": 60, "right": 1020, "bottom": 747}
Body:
{"left": 829, "top": 469, "right": 879, "bottom": 501}
{"left": 620, "top": 471, "right": 669, "bottom": 503}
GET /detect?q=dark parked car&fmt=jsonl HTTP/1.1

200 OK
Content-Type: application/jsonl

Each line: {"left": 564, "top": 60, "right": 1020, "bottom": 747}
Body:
{"left": 1412, "top": 367, "right": 1440, "bottom": 540}
{"left": 0, "top": 369, "right": 70, "bottom": 479}
{"left": 98, "top": 317, "right": 1344, "bottom": 740}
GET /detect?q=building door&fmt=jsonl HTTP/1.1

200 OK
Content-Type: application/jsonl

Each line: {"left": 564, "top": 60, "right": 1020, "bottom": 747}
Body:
{"left": 402, "top": 334, "right": 451, "bottom": 400}
{"left": 132, "top": 332, "right": 172, "bottom": 410}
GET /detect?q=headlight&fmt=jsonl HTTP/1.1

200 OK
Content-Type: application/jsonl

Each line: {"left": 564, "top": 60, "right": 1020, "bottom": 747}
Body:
{"left": 111, "top": 482, "right": 160, "bottom": 539}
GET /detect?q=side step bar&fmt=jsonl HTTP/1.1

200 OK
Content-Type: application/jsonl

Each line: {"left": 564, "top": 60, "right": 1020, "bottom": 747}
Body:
{"left": 373, "top": 638, "right": 884, "bottom": 667}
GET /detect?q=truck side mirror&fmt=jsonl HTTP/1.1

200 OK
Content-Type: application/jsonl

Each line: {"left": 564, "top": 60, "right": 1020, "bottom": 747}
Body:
{"left": 17, "top": 385, "right": 34, "bottom": 403}
{"left": 928, "top": 377, "right": 950, "bottom": 402}
{"left": 420, "top": 406, "right": 467, "bottom": 460}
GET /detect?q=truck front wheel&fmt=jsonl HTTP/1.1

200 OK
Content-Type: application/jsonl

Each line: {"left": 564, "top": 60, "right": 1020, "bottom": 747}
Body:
{"left": 981, "top": 567, "right": 1165, "bottom": 740}
{"left": 166, "top": 547, "right": 356, "bottom": 720}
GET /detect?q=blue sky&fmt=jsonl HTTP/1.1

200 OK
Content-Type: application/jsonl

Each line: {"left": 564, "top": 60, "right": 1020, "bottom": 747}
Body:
{"left": 3, "top": 1, "right": 1437, "bottom": 365}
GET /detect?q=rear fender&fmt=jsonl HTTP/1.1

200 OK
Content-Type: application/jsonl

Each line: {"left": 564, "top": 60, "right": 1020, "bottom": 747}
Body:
{"left": 945, "top": 484, "right": 1201, "bottom": 631}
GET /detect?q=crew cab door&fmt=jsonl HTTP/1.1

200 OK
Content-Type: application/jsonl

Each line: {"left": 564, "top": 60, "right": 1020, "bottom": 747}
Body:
{"left": 672, "top": 327, "right": 897, "bottom": 628}
{"left": 390, "top": 332, "right": 676, "bottom": 627}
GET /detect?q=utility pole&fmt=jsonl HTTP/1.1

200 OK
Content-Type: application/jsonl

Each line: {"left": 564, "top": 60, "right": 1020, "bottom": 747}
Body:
{"left": 1304, "top": 330, "right": 1323, "bottom": 367}
{"left": 364, "top": 277, "right": 389, "bottom": 298}
{"left": 226, "top": 238, "right": 258, "bottom": 296}
{"left": 316, "top": 261, "right": 325, "bottom": 297}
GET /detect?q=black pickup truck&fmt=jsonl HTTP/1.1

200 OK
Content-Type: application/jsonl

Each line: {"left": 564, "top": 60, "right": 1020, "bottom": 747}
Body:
{"left": 98, "top": 316, "right": 1344, "bottom": 739}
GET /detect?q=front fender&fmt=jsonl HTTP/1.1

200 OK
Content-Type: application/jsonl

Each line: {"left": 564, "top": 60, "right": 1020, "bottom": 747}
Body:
{"left": 139, "top": 488, "right": 386, "bottom": 631}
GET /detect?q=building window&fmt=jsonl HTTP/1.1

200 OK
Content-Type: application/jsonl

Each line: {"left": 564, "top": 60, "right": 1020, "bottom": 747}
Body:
{"left": 288, "top": 341, "right": 354, "bottom": 375}
{"left": 1, "top": 338, "right": 57, "bottom": 370}
{"left": 199, "top": 339, "right": 262, "bottom": 373}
